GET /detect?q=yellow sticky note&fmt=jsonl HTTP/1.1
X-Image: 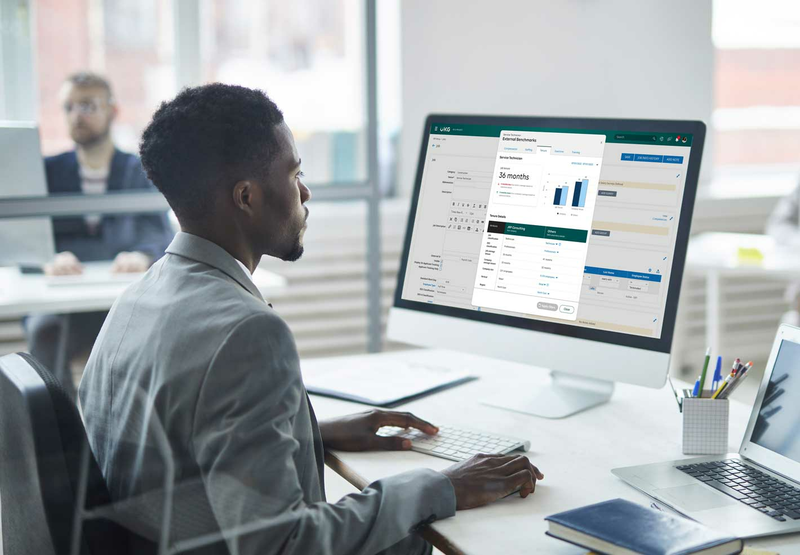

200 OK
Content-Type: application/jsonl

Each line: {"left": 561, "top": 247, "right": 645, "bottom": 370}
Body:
{"left": 737, "top": 246, "right": 764, "bottom": 265}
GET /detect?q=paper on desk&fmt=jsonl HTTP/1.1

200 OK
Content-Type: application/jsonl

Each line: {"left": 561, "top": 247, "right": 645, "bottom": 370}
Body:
{"left": 302, "top": 356, "right": 475, "bottom": 407}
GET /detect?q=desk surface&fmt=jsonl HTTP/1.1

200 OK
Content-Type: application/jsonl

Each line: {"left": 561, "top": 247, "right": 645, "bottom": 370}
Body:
{"left": 687, "top": 232, "right": 800, "bottom": 277}
{"left": 306, "top": 349, "right": 798, "bottom": 554}
{"left": 0, "top": 264, "right": 286, "bottom": 318}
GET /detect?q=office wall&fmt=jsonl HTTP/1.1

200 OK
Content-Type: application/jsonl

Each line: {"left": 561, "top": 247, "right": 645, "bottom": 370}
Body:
{"left": 399, "top": 0, "right": 714, "bottom": 192}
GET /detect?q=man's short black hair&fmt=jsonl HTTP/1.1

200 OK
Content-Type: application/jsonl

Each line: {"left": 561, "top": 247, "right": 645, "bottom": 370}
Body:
{"left": 140, "top": 83, "right": 285, "bottom": 224}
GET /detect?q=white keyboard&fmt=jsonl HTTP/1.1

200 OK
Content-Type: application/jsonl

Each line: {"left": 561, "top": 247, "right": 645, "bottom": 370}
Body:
{"left": 377, "top": 424, "right": 530, "bottom": 462}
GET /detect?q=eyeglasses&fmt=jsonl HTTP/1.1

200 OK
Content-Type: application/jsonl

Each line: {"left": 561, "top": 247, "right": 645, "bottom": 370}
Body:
{"left": 63, "top": 98, "right": 106, "bottom": 115}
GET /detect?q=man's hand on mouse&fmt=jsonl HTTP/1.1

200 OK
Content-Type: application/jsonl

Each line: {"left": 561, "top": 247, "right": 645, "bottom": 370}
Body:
{"left": 442, "top": 453, "right": 544, "bottom": 510}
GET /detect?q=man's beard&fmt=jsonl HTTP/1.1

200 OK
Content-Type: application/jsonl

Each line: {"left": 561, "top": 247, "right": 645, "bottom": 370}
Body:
{"left": 281, "top": 240, "right": 304, "bottom": 262}
{"left": 280, "top": 209, "right": 308, "bottom": 262}
{"left": 72, "top": 125, "right": 111, "bottom": 148}
{"left": 281, "top": 241, "right": 305, "bottom": 262}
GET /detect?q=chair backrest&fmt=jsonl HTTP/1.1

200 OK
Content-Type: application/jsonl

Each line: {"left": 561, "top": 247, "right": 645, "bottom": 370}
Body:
{"left": 0, "top": 352, "right": 128, "bottom": 554}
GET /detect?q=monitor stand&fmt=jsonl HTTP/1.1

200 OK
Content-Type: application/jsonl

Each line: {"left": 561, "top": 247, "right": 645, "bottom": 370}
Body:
{"left": 482, "top": 371, "right": 614, "bottom": 419}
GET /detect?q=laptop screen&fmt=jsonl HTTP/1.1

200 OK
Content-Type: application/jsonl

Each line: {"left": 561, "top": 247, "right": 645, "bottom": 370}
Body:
{"left": 751, "top": 340, "right": 800, "bottom": 462}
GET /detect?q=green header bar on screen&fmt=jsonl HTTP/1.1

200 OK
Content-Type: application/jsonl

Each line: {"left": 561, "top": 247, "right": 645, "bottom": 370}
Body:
{"left": 429, "top": 124, "right": 693, "bottom": 146}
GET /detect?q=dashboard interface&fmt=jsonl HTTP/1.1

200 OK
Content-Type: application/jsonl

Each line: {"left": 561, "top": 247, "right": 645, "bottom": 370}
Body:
{"left": 400, "top": 122, "right": 696, "bottom": 339}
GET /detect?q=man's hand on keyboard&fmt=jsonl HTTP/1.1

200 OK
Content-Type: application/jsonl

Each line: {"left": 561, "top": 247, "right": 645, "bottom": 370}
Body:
{"left": 319, "top": 409, "right": 439, "bottom": 452}
{"left": 111, "top": 251, "right": 151, "bottom": 273}
{"left": 442, "top": 453, "right": 544, "bottom": 510}
{"left": 44, "top": 251, "right": 83, "bottom": 276}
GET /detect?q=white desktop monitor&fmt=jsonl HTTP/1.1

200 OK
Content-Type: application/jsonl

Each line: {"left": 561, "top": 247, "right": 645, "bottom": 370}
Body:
{"left": 388, "top": 115, "right": 705, "bottom": 418}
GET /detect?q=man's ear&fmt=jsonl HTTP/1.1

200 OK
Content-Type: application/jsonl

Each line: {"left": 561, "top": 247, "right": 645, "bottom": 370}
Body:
{"left": 232, "top": 180, "right": 258, "bottom": 214}
{"left": 108, "top": 103, "right": 119, "bottom": 123}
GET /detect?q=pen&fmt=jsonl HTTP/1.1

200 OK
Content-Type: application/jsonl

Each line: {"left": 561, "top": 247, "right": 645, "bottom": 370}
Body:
{"left": 711, "top": 370, "right": 736, "bottom": 399}
{"left": 711, "top": 356, "right": 722, "bottom": 391}
{"left": 719, "top": 370, "right": 750, "bottom": 399}
{"left": 698, "top": 347, "right": 711, "bottom": 396}
{"left": 692, "top": 376, "right": 701, "bottom": 398}
{"left": 717, "top": 365, "right": 747, "bottom": 400}
{"left": 736, "top": 361, "right": 752, "bottom": 378}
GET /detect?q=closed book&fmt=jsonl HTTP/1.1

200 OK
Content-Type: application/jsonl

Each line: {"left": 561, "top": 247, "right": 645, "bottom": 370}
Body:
{"left": 545, "top": 498, "right": 743, "bottom": 555}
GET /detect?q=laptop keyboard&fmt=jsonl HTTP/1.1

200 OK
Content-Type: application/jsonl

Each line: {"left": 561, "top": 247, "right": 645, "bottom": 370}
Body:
{"left": 677, "top": 459, "right": 800, "bottom": 522}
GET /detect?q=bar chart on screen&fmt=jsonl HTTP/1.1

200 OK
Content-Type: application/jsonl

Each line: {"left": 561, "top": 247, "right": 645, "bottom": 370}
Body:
{"left": 547, "top": 175, "right": 592, "bottom": 210}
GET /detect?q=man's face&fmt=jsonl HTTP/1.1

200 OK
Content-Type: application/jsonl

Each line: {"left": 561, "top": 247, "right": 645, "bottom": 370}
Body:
{"left": 60, "top": 84, "right": 116, "bottom": 147}
{"left": 255, "top": 122, "right": 311, "bottom": 262}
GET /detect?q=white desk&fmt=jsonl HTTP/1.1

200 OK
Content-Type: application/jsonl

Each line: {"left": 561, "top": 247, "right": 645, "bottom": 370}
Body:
{"left": 306, "top": 349, "right": 798, "bottom": 554}
{"left": 0, "top": 264, "right": 287, "bottom": 319}
{"left": 685, "top": 232, "right": 800, "bottom": 354}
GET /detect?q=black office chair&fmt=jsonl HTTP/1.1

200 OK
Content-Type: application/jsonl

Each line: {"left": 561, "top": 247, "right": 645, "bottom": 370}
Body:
{"left": 0, "top": 352, "right": 130, "bottom": 554}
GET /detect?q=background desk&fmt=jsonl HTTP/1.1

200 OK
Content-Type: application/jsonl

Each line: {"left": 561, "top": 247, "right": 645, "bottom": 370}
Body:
{"left": 0, "top": 264, "right": 287, "bottom": 319}
{"left": 0, "top": 265, "right": 287, "bottom": 371}
{"left": 685, "top": 232, "right": 800, "bottom": 357}
{"left": 306, "top": 349, "right": 798, "bottom": 554}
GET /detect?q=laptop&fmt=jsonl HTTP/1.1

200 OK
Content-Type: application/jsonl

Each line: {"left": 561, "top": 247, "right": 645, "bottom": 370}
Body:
{"left": 0, "top": 122, "right": 56, "bottom": 266}
{"left": 613, "top": 323, "right": 800, "bottom": 538}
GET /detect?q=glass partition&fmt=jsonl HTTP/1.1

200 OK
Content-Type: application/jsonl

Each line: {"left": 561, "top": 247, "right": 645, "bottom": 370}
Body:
{"left": 200, "top": 0, "right": 367, "bottom": 186}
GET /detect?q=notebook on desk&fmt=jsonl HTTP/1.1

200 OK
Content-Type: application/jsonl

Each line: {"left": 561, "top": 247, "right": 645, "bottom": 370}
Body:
{"left": 302, "top": 355, "right": 476, "bottom": 407}
{"left": 546, "top": 498, "right": 742, "bottom": 555}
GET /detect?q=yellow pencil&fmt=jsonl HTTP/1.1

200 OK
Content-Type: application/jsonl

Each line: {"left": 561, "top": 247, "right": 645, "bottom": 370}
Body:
{"left": 712, "top": 372, "right": 735, "bottom": 399}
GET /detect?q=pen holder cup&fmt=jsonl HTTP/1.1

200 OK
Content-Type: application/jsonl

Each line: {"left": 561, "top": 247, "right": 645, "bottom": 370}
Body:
{"left": 682, "top": 398, "right": 729, "bottom": 456}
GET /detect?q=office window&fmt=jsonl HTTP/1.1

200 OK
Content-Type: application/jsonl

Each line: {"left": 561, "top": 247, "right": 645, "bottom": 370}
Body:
{"left": 200, "top": 0, "right": 367, "bottom": 186}
{"left": 34, "top": 0, "right": 175, "bottom": 156}
{"left": 713, "top": 0, "right": 800, "bottom": 174}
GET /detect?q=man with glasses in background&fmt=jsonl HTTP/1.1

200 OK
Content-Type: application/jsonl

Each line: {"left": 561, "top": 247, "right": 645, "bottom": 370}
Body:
{"left": 24, "top": 72, "right": 173, "bottom": 397}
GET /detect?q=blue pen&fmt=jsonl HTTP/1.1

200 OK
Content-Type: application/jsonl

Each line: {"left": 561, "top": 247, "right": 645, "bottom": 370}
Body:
{"left": 711, "top": 356, "right": 722, "bottom": 391}
{"left": 692, "top": 376, "right": 701, "bottom": 397}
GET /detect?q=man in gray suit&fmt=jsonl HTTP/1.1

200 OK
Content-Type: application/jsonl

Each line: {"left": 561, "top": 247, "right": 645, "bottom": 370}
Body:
{"left": 79, "top": 84, "right": 543, "bottom": 554}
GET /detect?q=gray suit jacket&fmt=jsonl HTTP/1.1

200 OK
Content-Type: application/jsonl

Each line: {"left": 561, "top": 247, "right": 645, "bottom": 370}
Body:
{"left": 78, "top": 232, "right": 456, "bottom": 555}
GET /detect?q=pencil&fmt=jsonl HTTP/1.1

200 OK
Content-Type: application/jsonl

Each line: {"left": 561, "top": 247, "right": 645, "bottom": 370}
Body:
{"left": 698, "top": 347, "right": 711, "bottom": 396}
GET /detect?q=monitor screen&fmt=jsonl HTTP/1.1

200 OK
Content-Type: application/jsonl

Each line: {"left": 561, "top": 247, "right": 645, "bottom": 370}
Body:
{"left": 751, "top": 340, "right": 800, "bottom": 462}
{"left": 396, "top": 117, "right": 703, "bottom": 351}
